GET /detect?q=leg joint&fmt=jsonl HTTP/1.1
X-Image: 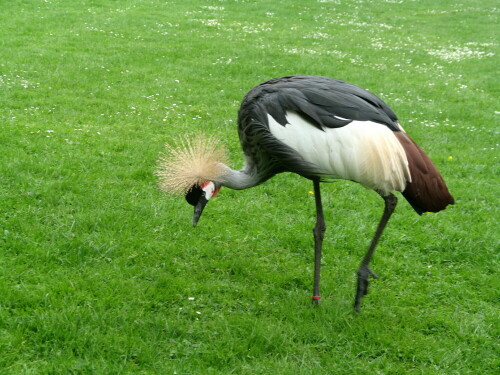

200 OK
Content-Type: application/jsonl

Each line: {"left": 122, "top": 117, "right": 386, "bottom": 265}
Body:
{"left": 384, "top": 193, "right": 398, "bottom": 211}
{"left": 313, "top": 223, "right": 326, "bottom": 238}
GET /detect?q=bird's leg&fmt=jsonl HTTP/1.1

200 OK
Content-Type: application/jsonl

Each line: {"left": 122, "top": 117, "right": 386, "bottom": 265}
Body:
{"left": 312, "top": 179, "right": 326, "bottom": 305}
{"left": 354, "top": 193, "right": 397, "bottom": 312}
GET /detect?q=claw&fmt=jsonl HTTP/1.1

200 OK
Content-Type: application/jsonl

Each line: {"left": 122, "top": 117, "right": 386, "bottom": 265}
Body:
{"left": 368, "top": 268, "right": 379, "bottom": 279}
{"left": 354, "top": 266, "right": 378, "bottom": 312}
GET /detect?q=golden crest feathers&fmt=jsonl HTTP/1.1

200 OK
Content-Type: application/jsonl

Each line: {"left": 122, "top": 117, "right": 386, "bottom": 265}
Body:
{"left": 156, "top": 134, "right": 228, "bottom": 195}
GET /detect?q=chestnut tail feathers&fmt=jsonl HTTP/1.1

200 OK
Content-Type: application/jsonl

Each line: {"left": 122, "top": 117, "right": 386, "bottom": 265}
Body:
{"left": 394, "top": 132, "right": 454, "bottom": 215}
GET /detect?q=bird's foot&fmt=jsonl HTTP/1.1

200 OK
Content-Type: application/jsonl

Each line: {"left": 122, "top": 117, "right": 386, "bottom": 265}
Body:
{"left": 354, "top": 266, "right": 379, "bottom": 313}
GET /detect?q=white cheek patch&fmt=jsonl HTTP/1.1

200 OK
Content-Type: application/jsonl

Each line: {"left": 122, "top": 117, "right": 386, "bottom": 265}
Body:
{"left": 201, "top": 181, "right": 216, "bottom": 200}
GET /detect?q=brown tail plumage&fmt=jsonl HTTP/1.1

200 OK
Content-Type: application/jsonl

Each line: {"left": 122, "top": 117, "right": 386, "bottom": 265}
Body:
{"left": 394, "top": 132, "right": 455, "bottom": 215}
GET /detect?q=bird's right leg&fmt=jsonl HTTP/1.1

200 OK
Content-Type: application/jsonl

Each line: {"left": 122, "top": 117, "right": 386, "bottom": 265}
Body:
{"left": 312, "top": 179, "right": 326, "bottom": 305}
{"left": 354, "top": 193, "right": 397, "bottom": 312}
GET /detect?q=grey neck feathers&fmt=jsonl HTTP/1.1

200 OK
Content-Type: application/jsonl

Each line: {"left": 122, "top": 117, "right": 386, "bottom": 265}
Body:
{"left": 217, "top": 163, "right": 263, "bottom": 190}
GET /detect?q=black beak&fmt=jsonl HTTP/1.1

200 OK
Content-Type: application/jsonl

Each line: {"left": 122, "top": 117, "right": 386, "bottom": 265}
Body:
{"left": 193, "top": 195, "right": 208, "bottom": 227}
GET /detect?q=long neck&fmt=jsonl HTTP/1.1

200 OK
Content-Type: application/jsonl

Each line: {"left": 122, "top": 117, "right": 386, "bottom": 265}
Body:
{"left": 217, "top": 160, "right": 263, "bottom": 190}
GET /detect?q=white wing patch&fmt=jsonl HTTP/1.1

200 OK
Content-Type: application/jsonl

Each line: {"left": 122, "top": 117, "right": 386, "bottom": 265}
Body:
{"left": 268, "top": 111, "right": 411, "bottom": 194}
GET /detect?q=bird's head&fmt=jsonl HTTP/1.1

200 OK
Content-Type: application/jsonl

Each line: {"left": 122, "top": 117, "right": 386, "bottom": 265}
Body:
{"left": 185, "top": 181, "right": 221, "bottom": 227}
{"left": 155, "top": 134, "right": 228, "bottom": 226}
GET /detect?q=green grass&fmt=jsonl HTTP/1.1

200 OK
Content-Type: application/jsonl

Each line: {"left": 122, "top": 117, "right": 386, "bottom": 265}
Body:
{"left": 1, "top": 0, "right": 498, "bottom": 373}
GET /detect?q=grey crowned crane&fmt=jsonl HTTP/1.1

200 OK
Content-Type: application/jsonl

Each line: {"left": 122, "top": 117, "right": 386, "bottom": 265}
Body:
{"left": 157, "top": 75, "right": 454, "bottom": 312}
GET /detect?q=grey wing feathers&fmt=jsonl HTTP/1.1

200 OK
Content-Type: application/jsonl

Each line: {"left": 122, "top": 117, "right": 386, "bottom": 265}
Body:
{"left": 244, "top": 75, "right": 400, "bottom": 131}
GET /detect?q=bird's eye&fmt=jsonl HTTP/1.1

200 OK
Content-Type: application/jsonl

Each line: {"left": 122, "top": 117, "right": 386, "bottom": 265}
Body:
{"left": 185, "top": 185, "right": 203, "bottom": 206}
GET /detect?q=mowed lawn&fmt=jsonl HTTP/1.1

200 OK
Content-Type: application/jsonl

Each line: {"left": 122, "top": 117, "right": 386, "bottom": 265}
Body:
{"left": 0, "top": 0, "right": 498, "bottom": 374}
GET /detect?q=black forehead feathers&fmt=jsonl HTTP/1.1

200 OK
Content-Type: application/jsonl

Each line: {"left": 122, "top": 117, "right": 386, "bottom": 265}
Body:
{"left": 185, "top": 185, "right": 203, "bottom": 206}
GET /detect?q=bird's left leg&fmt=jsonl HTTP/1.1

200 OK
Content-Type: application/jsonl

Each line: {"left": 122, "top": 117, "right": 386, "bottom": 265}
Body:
{"left": 354, "top": 193, "right": 397, "bottom": 312}
{"left": 312, "top": 179, "right": 326, "bottom": 305}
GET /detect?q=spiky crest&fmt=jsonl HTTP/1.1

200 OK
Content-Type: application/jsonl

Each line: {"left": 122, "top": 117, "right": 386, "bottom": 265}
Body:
{"left": 156, "top": 134, "right": 228, "bottom": 195}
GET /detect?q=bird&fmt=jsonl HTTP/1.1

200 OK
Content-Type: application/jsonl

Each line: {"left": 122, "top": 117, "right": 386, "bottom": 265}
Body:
{"left": 157, "top": 75, "right": 454, "bottom": 312}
